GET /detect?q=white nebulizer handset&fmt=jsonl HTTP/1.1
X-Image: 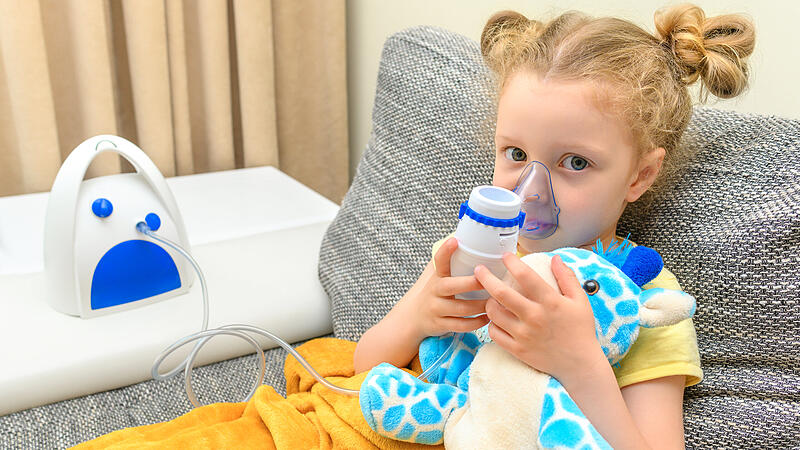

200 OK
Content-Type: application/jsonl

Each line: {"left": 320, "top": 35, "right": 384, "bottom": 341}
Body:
{"left": 450, "top": 186, "right": 524, "bottom": 300}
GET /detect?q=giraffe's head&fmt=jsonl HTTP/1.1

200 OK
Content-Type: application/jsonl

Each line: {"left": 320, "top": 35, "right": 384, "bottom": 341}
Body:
{"left": 516, "top": 246, "right": 696, "bottom": 365}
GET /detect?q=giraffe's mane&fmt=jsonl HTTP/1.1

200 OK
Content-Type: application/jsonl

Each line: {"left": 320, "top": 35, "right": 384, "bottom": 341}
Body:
{"left": 591, "top": 234, "right": 634, "bottom": 269}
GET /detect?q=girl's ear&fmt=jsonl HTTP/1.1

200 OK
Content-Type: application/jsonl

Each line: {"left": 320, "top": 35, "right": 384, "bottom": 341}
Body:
{"left": 625, "top": 147, "right": 665, "bottom": 203}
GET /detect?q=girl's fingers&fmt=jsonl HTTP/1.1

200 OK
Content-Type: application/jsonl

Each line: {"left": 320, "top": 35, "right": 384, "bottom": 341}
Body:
{"left": 433, "top": 237, "right": 458, "bottom": 278}
{"left": 474, "top": 264, "right": 530, "bottom": 317}
{"left": 487, "top": 321, "right": 516, "bottom": 352}
{"left": 501, "top": 252, "right": 556, "bottom": 305}
{"left": 484, "top": 297, "right": 521, "bottom": 336}
{"left": 436, "top": 275, "right": 484, "bottom": 296}
{"left": 551, "top": 255, "right": 585, "bottom": 299}
{"left": 438, "top": 315, "right": 491, "bottom": 333}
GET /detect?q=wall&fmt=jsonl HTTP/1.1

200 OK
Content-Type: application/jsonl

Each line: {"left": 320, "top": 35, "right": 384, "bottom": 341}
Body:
{"left": 346, "top": 0, "right": 799, "bottom": 180}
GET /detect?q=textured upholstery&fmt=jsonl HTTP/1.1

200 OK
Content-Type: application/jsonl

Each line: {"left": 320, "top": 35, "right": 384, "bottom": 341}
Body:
{"left": 318, "top": 26, "right": 800, "bottom": 447}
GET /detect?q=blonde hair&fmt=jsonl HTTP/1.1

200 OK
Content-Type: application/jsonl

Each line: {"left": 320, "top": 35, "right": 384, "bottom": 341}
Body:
{"left": 480, "top": 4, "right": 755, "bottom": 204}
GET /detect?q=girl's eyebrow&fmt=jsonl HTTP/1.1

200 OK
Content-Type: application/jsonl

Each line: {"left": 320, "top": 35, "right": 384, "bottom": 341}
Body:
{"left": 495, "top": 134, "right": 518, "bottom": 143}
{"left": 555, "top": 142, "right": 604, "bottom": 154}
{"left": 497, "top": 135, "right": 603, "bottom": 155}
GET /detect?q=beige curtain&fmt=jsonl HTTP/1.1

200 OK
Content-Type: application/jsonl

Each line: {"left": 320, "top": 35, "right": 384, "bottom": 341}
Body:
{"left": 0, "top": 0, "right": 348, "bottom": 203}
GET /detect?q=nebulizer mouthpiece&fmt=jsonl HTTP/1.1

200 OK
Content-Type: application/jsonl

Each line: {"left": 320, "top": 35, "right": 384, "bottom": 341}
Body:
{"left": 513, "top": 161, "right": 560, "bottom": 241}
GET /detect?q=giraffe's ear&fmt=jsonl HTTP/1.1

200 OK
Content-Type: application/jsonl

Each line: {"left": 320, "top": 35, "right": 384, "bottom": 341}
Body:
{"left": 639, "top": 288, "right": 696, "bottom": 328}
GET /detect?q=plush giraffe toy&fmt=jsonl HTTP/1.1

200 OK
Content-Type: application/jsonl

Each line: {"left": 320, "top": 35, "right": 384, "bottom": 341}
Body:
{"left": 359, "top": 244, "right": 696, "bottom": 449}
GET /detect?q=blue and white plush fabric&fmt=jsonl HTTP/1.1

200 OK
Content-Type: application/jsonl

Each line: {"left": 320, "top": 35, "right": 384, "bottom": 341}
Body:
{"left": 359, "top": 245, "right": 696, "bottom": 449}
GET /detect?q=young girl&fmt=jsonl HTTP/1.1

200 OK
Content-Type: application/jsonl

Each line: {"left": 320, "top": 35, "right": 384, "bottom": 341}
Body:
{"left": 354, "top": 3, "right": 754, "bottom": 449}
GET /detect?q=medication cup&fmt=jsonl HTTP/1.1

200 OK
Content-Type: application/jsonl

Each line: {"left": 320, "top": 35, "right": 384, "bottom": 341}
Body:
{"left": 450, "top": 186, "right": 524, "bottom": 300}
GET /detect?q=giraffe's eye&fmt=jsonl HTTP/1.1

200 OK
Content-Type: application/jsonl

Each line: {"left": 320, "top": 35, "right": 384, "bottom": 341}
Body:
{"left": 582, "top": 280, "right": 599, "bottom": 295}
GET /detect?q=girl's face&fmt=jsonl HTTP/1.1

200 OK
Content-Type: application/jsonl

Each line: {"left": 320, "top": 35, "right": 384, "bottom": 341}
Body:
{"left": 492, "top": 71, "right": 661, "bottom": 253}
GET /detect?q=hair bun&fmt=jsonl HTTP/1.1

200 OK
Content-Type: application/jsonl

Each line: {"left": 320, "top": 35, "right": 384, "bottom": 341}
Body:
{"left": 655, "top": 3, "right": 755, "bottom": 99}
{"left": 480, "top": 10, "right": 547, "bottom": 74}
{"left": 480, "top": 10, "right": 529, "bottom": 57}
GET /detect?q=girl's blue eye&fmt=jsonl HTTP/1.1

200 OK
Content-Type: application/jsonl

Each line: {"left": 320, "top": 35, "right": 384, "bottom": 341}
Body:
{"left": 563, "top": 155, "right": 589, "bottom": 171}
{"left": 504, "top": 147, "right": 527, "bottom": 162}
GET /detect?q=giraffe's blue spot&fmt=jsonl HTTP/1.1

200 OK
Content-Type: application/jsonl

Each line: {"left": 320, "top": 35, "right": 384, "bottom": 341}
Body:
{"left": 396, "top": 381, "right": 411, "bottom": 397}
{"left": 446, "top": 350, "right": 474, "bottom": 384}
{"left": 557, "top": 253, "right": 576, "bottom": 264}
{"left": 412, "top": 381, "right": 430, "bottom": 395}
{"left": 365, "top": 385, "right": 383, "bottom": 411}
{"left": 457, "top": 365, "right": 471, "bottom": 391}
{"left": 578, "top": 263, "right": 606, "bottom": 280}
{"left": 597, "top": 274, "right": 622, "bottom": 298}
{"left": 547, "top": 377, "right": 560, "bottom": 388}
{"left": 435, "top": 385, "right": 454, "bottom": 407}
{"left": 419, "top": 336, "right": 452, "bottom": 380}
{"left": 415, "top": 430, "right": 443, "bottom": 444}
{"left": 396, "top": 423, "right": 415, "bottom": 440}
{"left": 457, "top": 393, "right": 467, "bottom": 407}
{"left": 589, "top": 295, "right": 614, "bottom": 335}
{"left": 559, "top": 391, "right": 582, "bottom": 416}
{"left": 540, "top": 418, "right": 585, "bottom": 447}
{"left": 462, "top": 332, "right": 481, "bottom": 349}
{"left": 541, "top": 392, "right": 555, "bottom": 421}
{"left": 359, "top": 386, "right": 381, "bottom": 428}
{"left": 375, "top": 374, "right": 393, "bottom": 396}
{"left": 410, "top": 398, "right": 442, "bottom": 425}
{"left": 611, "top": 321, "right": 639, "bottom": 351}
{"left": 615, "top": 300, "right": 638, "bottom": 316}
{"left": 383, "top": 405, "right": 405, "bottom": 432}
{"left": 437, "top": 367, "right": 447, "bottom": 383}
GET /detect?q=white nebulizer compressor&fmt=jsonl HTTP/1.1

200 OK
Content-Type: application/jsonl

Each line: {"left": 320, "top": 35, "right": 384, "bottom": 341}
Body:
{"left": 43, "top": 135, "right": 194, "bottom": 318}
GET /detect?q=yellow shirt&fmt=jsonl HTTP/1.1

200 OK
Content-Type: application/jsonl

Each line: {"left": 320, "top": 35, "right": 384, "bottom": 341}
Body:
{"left": 431, "top": 235, "right": 703, "bottom": 388}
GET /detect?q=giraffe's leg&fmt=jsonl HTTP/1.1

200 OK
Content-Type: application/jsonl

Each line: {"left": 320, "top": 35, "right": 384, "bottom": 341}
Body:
{"left": 538, "top": 377, "right": 613, "bottom": 450}
{"left": 419, "top": 332, "right": 482, "bottom": 385}
{"left": 360, "top": 362, "right": 469, "bottom": 445}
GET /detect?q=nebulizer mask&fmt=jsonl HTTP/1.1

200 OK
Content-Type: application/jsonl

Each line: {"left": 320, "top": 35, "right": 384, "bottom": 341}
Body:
{"left": 513, "top": 160, "right": 560, "bottom": 253}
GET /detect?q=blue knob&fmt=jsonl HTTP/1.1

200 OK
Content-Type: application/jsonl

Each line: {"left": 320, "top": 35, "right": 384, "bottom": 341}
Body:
{"left": 145, "top": 213, "right": 161, "bottom": 231}
{"left": 92, "top": 198, "right": 113, "bottom": 218}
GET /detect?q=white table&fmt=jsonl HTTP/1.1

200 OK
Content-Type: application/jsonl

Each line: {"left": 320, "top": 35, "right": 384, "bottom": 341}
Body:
{"left": 0, "top": 166, "right": 339, "bottom": 415}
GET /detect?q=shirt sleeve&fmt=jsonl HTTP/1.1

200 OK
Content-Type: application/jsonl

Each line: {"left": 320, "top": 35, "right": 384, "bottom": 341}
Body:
{"left": 612, "top": 267, "right": 704, "bottom": 388}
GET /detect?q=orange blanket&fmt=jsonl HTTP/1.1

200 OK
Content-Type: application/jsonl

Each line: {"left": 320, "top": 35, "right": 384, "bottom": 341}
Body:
{"left": 73, "top": 338, "right": 439, "bottom": 449}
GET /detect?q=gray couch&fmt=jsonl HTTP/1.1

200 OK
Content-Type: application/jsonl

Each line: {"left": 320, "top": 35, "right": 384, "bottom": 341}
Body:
{"left": 2, "top": 26, "right": 798, "bottom": 449}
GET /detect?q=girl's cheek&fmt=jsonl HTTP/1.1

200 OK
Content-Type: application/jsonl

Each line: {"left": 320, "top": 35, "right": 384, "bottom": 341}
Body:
{"left": 556, "top": 186, "right": 596, "bottom": 217}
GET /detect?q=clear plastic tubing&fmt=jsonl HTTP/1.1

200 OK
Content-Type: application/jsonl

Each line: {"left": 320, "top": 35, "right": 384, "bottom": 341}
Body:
{"left": 137, "top": 221, "right": 461, "bottom": 407}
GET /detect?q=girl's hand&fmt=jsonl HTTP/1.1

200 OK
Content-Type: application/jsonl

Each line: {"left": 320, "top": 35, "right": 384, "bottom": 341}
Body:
{"left": 474, "top": 253, "right": 607, "bottom": 384}
{"left": 408, "top": 237, "right": 491, "bottom": 339}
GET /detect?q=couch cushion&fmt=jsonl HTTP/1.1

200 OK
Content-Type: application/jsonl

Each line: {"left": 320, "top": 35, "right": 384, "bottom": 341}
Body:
{"left": 318, "top": 25, "right": 800, "bottom": 447}
{"left": 619, "top": 107, "right": 800, "bottom": 446}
